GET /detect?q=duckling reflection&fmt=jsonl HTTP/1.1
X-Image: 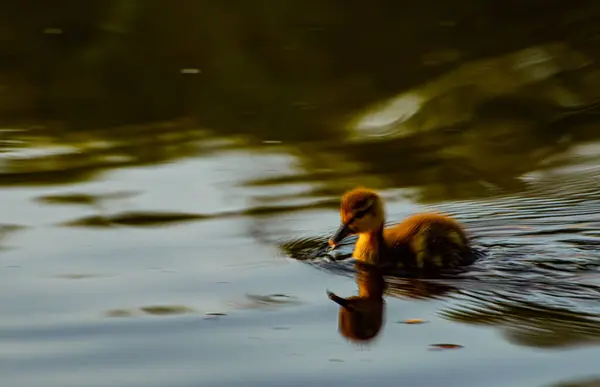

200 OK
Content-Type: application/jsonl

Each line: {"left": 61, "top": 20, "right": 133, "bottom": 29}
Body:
{"left": 329, "top": 187, "right": 474, "bottom": 274}
{"left": 327, "top": 264, "right": 386, "bottom": 343}
{"left": 327, "top": 263, "right": 457, "bottom": 343}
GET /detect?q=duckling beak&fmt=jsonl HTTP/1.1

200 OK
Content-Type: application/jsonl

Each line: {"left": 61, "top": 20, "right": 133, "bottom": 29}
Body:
{"left": 328, "top": 223, "right": 351, "bottom": 249}
{"left": 327, "top": 290, "right": 354, "bottom": 311}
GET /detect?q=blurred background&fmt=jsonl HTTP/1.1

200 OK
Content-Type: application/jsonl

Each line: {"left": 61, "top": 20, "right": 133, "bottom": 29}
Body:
{"left": 2, "top": 0, "right": 600, "bottom": 198}
{"left": 3, "top": 1, "right": 600, "bottom": 387}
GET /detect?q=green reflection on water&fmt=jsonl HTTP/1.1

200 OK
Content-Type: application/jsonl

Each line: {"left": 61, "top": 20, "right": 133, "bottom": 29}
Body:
{"left": 554, "top": 378, "right": 600, "bottom": 387}
{"left": 1, "top": 1, "right": 600, "bottom": 204}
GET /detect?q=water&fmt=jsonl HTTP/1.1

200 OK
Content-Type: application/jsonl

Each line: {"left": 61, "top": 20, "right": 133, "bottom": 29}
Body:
{"left": 3, "top": 143, "right": 600, "bottom": 387}
{"left": 4, "top": 2, "right": 600, "bottom": 386}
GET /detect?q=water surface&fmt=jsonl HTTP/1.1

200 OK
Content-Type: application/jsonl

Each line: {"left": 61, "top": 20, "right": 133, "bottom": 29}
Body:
{"left": 3, "top": 2, "right": 600, "bottom": 387}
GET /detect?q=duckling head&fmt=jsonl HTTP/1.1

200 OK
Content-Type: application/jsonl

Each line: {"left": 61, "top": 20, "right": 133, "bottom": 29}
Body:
{"left": 328, "top": 187, "right": 385, "bottom": 249}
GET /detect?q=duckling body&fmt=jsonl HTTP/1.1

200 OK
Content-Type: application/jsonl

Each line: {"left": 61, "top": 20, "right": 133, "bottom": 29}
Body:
{"left": 329, "top": 187, "right": 472, "bottom": 271}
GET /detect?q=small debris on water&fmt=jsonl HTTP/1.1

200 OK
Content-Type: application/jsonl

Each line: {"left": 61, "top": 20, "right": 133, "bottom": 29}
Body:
{"left": 106, "top": 309, "right": 135, "bottom": 318}
{"left": 429, "top": 343, "right": 463, "bottom": 350}
{"left": 43, "top": 28, "right": 63, "bottom": 34}
{"left": 141, "top": 305, "right": 195, "bottom": 315}
{"left": 180, "top": 68, "right": 201, "bottom": 74}
{"left": 204, "top": 312, "right": 227, "bottom": 320}
{"left": 399, "top": 319, "right": 428, "bottom": 324}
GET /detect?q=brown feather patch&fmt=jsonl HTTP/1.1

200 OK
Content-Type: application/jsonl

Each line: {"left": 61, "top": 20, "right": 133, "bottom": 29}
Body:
{"left": 340, "top": 187, "right": 379, "bottom": 220}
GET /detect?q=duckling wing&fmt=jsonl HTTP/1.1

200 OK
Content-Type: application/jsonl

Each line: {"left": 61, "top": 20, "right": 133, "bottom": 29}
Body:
{"left": 385, "top": 213, "right": 470, "bottom": 269}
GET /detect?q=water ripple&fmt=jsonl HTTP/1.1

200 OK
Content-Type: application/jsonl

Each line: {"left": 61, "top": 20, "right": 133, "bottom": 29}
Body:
{"left": 280, "top": 167, "right": 600, "bottom": 347}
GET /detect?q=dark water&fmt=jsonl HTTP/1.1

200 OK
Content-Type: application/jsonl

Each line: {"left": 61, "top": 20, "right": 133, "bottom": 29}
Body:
{"left": 3, "top": 1, "right": 600, "bottom": 386}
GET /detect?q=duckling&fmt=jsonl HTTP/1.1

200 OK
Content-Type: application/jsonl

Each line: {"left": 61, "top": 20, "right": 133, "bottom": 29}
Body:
{"left": 328, "top": 187, "right": 472, "bottom": 272}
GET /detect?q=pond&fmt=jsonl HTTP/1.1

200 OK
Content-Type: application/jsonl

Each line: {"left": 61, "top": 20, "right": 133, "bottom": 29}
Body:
{"left": 3, "top": 2, "right": 600, "bottom": 387}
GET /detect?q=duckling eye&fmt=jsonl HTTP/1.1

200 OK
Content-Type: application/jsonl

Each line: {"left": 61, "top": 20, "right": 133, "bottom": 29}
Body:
{"left": 354, "top": 206, "right": 371, "bottom": 219}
